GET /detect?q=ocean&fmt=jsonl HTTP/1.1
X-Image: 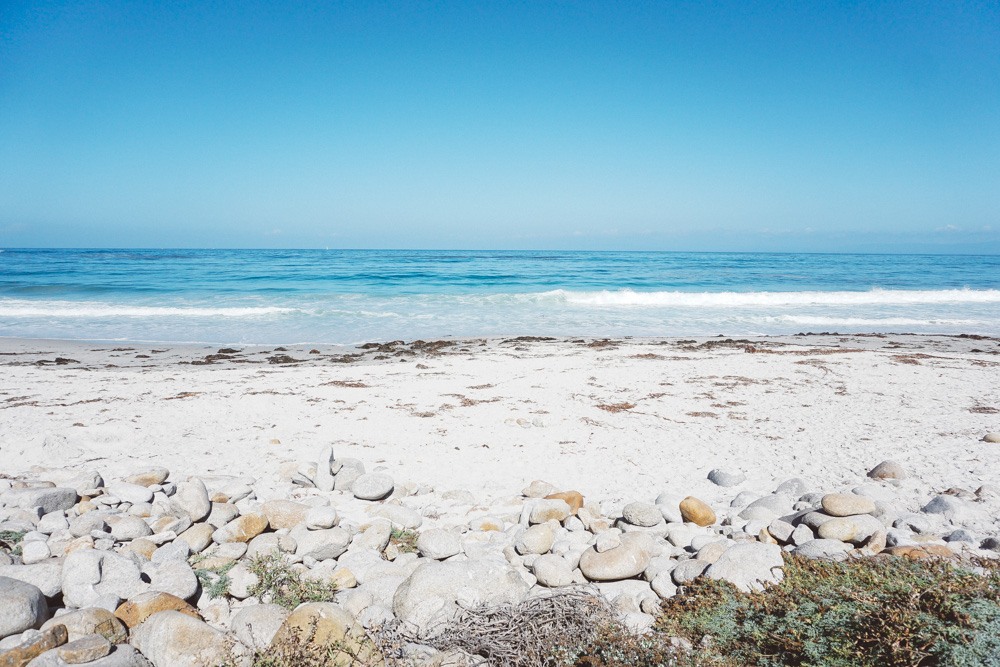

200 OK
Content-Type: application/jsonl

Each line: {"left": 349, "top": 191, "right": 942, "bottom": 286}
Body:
{"left": 1, "top": 249, "right": 998, "bottom": 344}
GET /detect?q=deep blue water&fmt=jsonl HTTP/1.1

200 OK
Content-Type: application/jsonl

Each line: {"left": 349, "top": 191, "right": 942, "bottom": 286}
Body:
{"left": 1, "top": 249, "right": 998, "bottom": 343}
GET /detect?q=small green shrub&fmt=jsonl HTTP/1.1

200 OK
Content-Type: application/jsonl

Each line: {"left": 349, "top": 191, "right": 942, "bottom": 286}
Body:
{"left": 246, "top": 552, "right": 339, "bottom": 609}
{"left": 0, "top": 530, "right": 26, "bottom": 557}
{"left": 657, "top": 554, "right": 1000, "bottom": 666}
{"left": 193, "top": 559, "right": 236, "bottom": 599}
{"left": 388, "top": 528, "right": 418, "bottom": 555}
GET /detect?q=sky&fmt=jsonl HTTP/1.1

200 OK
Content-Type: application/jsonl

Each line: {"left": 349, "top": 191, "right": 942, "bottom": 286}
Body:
{"left": 1, "top": 1, "right": 998, "bottom": 252}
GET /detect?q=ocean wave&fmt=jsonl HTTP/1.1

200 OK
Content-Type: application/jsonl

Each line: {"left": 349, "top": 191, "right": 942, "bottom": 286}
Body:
{"left": 531, "top": 288, "right": 1000, "bottom": 307}
{"left": 0, "top": 300, "right": 295, "bottom": 318}
{"left": 778, "top": 316, "right": 982, "bottom": 327}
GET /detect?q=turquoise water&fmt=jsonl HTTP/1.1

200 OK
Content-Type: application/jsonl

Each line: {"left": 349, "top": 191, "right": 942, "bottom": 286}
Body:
{"left": 1, "top": 249, "right": 998, "bottom": 343}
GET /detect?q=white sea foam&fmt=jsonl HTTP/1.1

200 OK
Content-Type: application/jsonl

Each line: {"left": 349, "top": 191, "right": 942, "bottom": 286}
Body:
{"left": 536, "top": 288, "right": 1000, "bottom": 307}
{"left": 0, "top": 300, "right": 294, "bottom": 318}
{"left": 779, "top": 316, "right": 982, "bottom": 327}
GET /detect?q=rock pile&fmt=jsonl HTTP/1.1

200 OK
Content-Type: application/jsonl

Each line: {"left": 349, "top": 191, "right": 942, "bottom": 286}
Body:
{"left": 0, "top": 455, "right": 998, "bottom": 666}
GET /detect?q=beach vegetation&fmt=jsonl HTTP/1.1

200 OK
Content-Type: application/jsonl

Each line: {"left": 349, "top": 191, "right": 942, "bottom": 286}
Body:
{"left": 366, "top": 555, "right": 1000, "bottom": 666}
{"left": 246, "top": 552, "right": 339, "bottom": 609}
{"left": 193, "top": 559, "right": 236, "bottom": 599}
{"left": 387, "top": 527, "right": 418, "bottom": 554}
{"left": 0, "top": 529, "right": 26, "bottom": 557}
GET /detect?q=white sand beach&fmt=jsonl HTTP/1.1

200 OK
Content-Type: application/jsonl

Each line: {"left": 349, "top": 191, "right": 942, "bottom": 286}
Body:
{"left": 2, "top": 334, "right": 997, "bottom": 507}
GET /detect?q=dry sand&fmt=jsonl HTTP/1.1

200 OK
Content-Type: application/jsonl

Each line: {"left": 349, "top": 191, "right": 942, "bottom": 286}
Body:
{"left": 1, "top": 334, "right": 998, "bottom": 508}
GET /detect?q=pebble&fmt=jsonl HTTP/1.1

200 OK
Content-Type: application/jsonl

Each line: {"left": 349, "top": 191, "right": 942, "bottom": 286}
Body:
{"left": 982, "top": 433, "right": 1000, "bottom": 443}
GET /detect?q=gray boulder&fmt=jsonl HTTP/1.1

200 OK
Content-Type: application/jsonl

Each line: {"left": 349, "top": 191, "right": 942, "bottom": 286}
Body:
{"left": 62, "top": 550, "right": 144, "bottom": 609}
{"left": 130, "top": 610, "right": 251, "bottom": 666}
{"left": 705, "top": 542, "right": 783, "bottom": 592}
{"left": 393, "top": 560, "right": 530, "bottom": 635}
{"left": 0, "top": 576, "right": 48, "bottom": 640}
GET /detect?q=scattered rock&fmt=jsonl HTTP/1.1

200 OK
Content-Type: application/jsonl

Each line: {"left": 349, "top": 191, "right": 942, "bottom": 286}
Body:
{"left": 40, "top": 607, "right": 127, "bottom": 644}
{"left": 621, "top": 502, "right": 662, "bottom": 528}
{"left": 707, "top": 469, "right": 746, "bottom": 487}
{"left": 352, "top": 473, "right": 394, "bottom": 501}
{"left": 678, "top": 497, "right": 716, "bottom": 526}
{"left": 114, "top": 592, "right": 201, "bottom": 629}
{"left": 528, "top": 499, "right": 571, "bottom": 524}
{"left": 130, "top": 611, "right": 250, "bottom": 667}
{"left": 416, "top": 529, "right": 462, "bottom": 560}
{"left": 212, "top": 514, "right": 268, "bottom": 544}
{"left": 579, "top": 533, "right": 653, "bottom": 582}
{"left": 170, "top": 480, "right": 211, "bottom": 523}
{"left": 532, "top": 554, "right": 573, "bottom": 587}
{"left": 260, "top": 500, "right": 309, "bottom": 530}
{"left": 393, "top": 560, "right": 530, "bottom": 635}
{"left": 515, "top": 524, "right": 555, "bottom": 555}
{"left": 57, "top": 635, "right": 112, "bottom": 664}
{"left": 543, "top": 491, "right": 584, "bottom": 514}
{"left": 0, "top": 625, "right": 66, "bottom": 666}
{"left": 0, "top": 577, "right": 48, "bottom": 640}
{"left": 867, "top": 460, "right": 906, "bottom": 480}
{"left": 268, "top": 602, "right": 382, "bottom": 665}
{"left": 705, "top": 543, "right": 783, "bottom": 592}
{"left": 230, "top": 604, "right": 289, "bottom": 651}
{"left": 820, "top": 493, "right": 876, "bottom": 517}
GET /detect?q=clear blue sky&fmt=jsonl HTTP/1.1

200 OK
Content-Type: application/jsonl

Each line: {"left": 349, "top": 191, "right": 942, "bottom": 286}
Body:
{"left": 1, "top": 1, "right": 998, "bottom": 252}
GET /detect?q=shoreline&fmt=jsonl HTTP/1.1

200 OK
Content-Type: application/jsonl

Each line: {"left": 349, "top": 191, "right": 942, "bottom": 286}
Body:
{"left": 1, "top": 332, "right": 997, "bottom": 505}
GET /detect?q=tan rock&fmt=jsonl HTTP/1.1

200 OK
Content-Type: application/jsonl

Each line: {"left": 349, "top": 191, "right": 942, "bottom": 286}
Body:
{"left": 758, "top": 528, "right": 778, "bottom": 544}
{"left": 0, "top": 625, "right": 66, "bottom": 667}
{"left": 867, "top": 460, "right": 906, "bottom": 480}
{"left": 63, "top": 536, "right": 94, "bottom": 556}
{"left": 528, "top": 499, "right": 571, "bottom": 524}
{"left": 114, "top": 592, "right": 201, "bottom": 629}
{"left": 578, "top": 533, "right": 653, "bottom": 582}
{"left": 75, "top": 501, "right": 97, "bottom": 515}
{"left": 124, "top": 467, "right": 169, "bottom": 487}
{"left": 57, "top": 635, "right": 111, "bottom": 664}
{"left": 193, "top": 556, "right": 235, "bottom": 571}
{"left": 176, "top": 523, "right": 214, "bottom": 553}
{"left": 884, "top": 544, "right": 954, "bottom": 559}
{"left": 820, "top": 493, "right": 876, "bottom": 517}
{"left": 130, "top": 610, "right": 251, "bottom": 667}
{"left": 125, "top": 537, "right": 157, "bottom": 560}
{"left": 329, "top": 568, "right": 357, "bottom": 590}
{"left": 679, "top": 497, "right": 716, "bottom": 526}
{"left": 212, "top": 513, "right": 268, "bottom": 544}
{"left": 41, "top": 607, "right": 127, "bottom": 644}
{"left": 210, "top": 492, "right": 230, "bottom": 503}
{"left": 261, "top": 500, "right": 310, "bottom": 530}
{"left": 268, "top": 602, "right": 383, "bottom": 666}
{"left": 544, "top": 491, "right": 584, "bottom": 514}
